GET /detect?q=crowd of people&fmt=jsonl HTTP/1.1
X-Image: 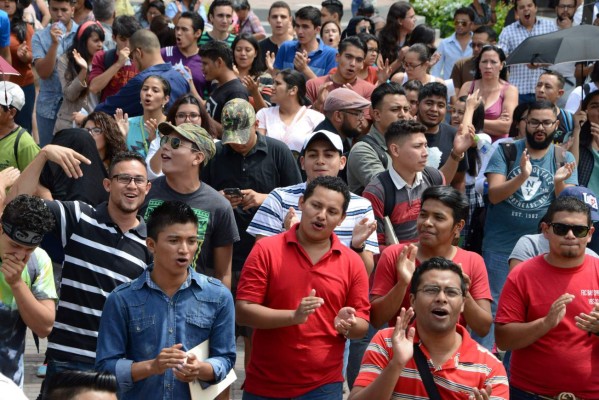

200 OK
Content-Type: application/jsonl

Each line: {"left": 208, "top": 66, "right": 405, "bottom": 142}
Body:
{"left": 1, "top": 0, "right": 599, "bottom": 399}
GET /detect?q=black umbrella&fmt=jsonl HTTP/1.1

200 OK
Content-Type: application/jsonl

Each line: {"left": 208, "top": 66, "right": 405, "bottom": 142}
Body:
{"left": 505, "top": 25, "right": 599, "bottom": 65}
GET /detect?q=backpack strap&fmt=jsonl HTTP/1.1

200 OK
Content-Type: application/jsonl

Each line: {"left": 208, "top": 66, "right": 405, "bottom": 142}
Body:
{"left": 422, "top": 166, "right": 444, "bottom": 185}
{"left": 103, "top": 48, "right": 117, "bottom": 70}
{"left": 379, "top": 170, "right": 396, "bottom": 218}
{"left": 500, "top": 142, "right": 518, "bottom": 176}
{"left": 554, "top": 145, "right": 567, "bottom": 168}
{"left": 13, "top": 126, "right": 25, "bottom": 170}
{"left": 359, "top": 134, "right": 389, "bottom": 169}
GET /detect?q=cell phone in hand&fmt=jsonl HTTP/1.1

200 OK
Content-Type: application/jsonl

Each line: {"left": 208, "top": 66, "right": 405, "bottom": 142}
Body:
{"left": 224, "top": 188, "right": 243, "bottom": 198}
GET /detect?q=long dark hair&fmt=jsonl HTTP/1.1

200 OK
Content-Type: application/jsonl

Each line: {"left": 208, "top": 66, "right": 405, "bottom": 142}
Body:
{"left": 66, "top": 23, "right": 105, "bottom": 82}
{"left": 232, "top": 33, "right": 265, "bottom": 77}
{"left": 474, "top": 45, "right": 508, "bottom": 81}
{"left": 167, "top": 93, "right": 214, "bottom": 134}
{"left": 378, "top": 1, "right": 412, "bottom": 63}
{"left": 277, "top": 69, "right": 309, "bottom": 106}
{"left": 82, "top": 111, "right": 128, "bottom": 164}
{"left": 10, "top": 0, "right": 29, "bottom": 43}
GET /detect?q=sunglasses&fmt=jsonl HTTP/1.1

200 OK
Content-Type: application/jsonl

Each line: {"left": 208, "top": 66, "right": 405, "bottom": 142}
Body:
{"left": 454, "top": 20, "right": 469, "bottom": 26}
{"left": 160, "top": 135, "right": 199, "bottom": 151}
{"left": 549, "top": 222, "right": 591, "bottom": 238}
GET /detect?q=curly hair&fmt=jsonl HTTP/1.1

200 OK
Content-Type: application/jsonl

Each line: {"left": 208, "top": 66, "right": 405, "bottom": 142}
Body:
{"left": 2, "top": 195, "right": 55, "bottom": 236}
{"left": 82, "top": 112, "right": 127, "bottom": 165}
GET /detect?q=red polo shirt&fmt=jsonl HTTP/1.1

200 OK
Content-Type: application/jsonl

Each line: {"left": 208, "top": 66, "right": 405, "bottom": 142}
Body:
{"left": 237, "top": 226, "right": 370, "bottom": 397}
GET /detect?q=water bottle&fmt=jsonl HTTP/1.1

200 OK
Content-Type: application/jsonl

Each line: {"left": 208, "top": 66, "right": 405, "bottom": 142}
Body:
{"left": 475, "top": 135, "right": 492, "bottom": 155}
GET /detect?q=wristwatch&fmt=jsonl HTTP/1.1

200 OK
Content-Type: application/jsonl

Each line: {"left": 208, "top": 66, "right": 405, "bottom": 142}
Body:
{"left": 350, "top": 242, "right": 366, "bottom": 253}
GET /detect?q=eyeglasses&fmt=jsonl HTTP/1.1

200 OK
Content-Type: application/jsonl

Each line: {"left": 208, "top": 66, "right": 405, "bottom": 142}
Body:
{"left": 557, "top": 4, "right": 575, "bottom": 9}
{"left": 111, "top": 174, "right": 148, "bottom": 186}
{"left": 526, "top": 119, "right": 557, "bottom": 129}
{"left": 341, "top": 109, "right": 365, "bottom": 118}
{"left": 549, "top": 222, "right": 591, "bottom": 238}
{"left": 402, "top": 61, "right": 424, "bottom": 70}
{"left": 470, "top": 42, "right": 488, "bottom": 48}
{"left": 160, "top": 135, "right": 200, "bottom": 151}
{"left": 417, "top": 285, "right": 463, "bottom": 299}
{"left": 175, "top": 112, "right": 201, "bottom": 122}
{"left": 454, "top": 20, "right": 470, "bottom": 26}
{"left": 87, "top": 127, "right": 103, "bottom": 136}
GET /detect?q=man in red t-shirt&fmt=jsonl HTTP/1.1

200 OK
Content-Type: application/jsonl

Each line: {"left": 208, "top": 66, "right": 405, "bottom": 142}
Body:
{"left": 370, "top": 185, "right": 492, "bottom": 339}
{"left": 236, "top": 176, "right": 370, "bottom": 399}
{"left": 350, "top": 258, "right": 508, "bottom": 399}
{"left": 496, "top": 195, "right": 599, "bottom": 399}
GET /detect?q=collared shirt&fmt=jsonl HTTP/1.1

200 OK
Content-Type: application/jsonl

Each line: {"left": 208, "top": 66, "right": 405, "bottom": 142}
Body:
{"left": 247, "top": 182, "right": 379, "bottom": 254}
{"left": 274, "top": 39, "right": 337, "bottom": 77}
{"left": 96, "top": 266, "right": 236, "bottom": 400}
{"left": 450, "top": 56, "right": 477, "bottom": 92}
{"left": 201, "top": 134, "right": 302, "bottom": 270}
{"left": 32, "top": 21, "right": 79, "bottom": 119}
{"left": 431, "top": 32, "right": 472, "bottom": 79}
{"left": 388, "top": 166, "right": 424, "bottom": 190}
{"left": 237, "top": 10, "right": 265, "bottom": 37}
{"left": 347, "top": 125, "right": 392, "bottom": 193}
{"left": 45, "top": 201, "right": 152, "bottom": 364}
{"left": 498, "top": 18, "right": 557, "bottom": 94}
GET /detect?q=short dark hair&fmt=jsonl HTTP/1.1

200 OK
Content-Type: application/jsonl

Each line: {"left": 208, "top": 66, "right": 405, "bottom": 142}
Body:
{"left": 303, "top": 176, "right": 350, "bottom": 214}
{"left": 545, "top": 196, "right": 592, "bottom": 227}
{"left": 403, "top": 79, "right": 423, "bottom": 93}
{"left": 2, "top": 195, "right": 55, "bottom": 237}
{"left": 582, "top": 89, "right": 599, "bottom": 111}
{"left": 108, "top": 151, "right": 147, "bottom": 176}
{"left": 268, "top": 1, "right": 291, "bottom": 17}
{"left": 385, "top": 119, "right": 427, "bottom": 146}
{"left": 372, "top": 82, "right": 405, "bottom": 110}
{"left": 93, "top": 0, "right": 115, "bottom": 22}
{"left": 421, "top": 185, "right": 469, "bottom": 225}
{"left": 46, "top": 371, "right": 117, "bottom": 400}
{"left": 276, "top": 69, "right": 309, "bottom": 106}
{"left": 454, "top": 6, "right": 475, "bottom": 21}
{"left": 540, "top": 70, "right": 566, "bottom": 89}
{"left": 338, "top": 36, "right": 366, "bottom": 55}
{"left": 410, "top": 257, "right": 467, "bottom": 296}
{"left": 528, "top": 99, "right": 557, "bottom": 115}
{"left": 208, "top": 0, "right": 233, "bottom": 17}
{"left": 199, "top": 40, "right": 234, "bottom": 70}
{"left": 418, "top": 82, "right": 447, "bottom": 102}
{"left": 147, "top": 201, "right": 198, "bottom": 240}
{"left": 112, "top": 15, "right": 142, "bottom": 38}
{"left": 515, "top": 0, "right": 537, "bottom": 7}
{"left": 321, "top": 0, "right": 343, "bottom": 21}
{"left": 473, "top": 25, "right": 497, "bottom": 42}
{"left": 295, "top": 6, "right": 321, "bottom": 28}
{"left": 180, "top": 11, "right": 204, "bottom": 32}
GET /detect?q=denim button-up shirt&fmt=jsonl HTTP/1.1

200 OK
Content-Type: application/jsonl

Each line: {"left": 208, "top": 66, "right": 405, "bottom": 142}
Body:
{"left": 32, "top": 22, "right": 78, "bottom": 119}
{"left": 95, "top": 266, "right": 236, "bottom": 400}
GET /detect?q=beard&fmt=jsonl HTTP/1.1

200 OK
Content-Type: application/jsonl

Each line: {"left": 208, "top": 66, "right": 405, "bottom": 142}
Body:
{"left": 340, "top": 117, "right": 361, "bottom": 139}
{"left": 525, "top": 127, "right": 555, "bottom": 150}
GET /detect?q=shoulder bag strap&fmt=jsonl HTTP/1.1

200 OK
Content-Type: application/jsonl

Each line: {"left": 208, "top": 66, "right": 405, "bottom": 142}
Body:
{"left": 413, "top": 344, "right": 443, "bottom": 400}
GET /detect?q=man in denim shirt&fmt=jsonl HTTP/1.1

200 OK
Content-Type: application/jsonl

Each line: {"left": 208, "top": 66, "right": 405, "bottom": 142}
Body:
{"left": 96, "top": 201, "right": 236, "bottom": 399}
{"left": 32, "top": 0, "right": 79, "bottom": 146}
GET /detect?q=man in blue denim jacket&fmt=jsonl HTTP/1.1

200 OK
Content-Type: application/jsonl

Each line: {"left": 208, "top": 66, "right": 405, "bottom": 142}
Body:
{"left": 96, "top": 201, "right": 236, "bottom": 399}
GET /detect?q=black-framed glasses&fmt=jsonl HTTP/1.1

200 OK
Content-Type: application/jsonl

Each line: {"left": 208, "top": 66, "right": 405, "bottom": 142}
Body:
{"left": 87, "top": 127, "right": 103, "bottom": 136}
{"left": 341, "top": 109, "right": 365, "bottom": 118}
{"left": 526, "top": 119, "right": 557, "bottom": 129}
{"left": 557, "top": 4, "right": 575, "bottom": 9}
{"left": 111, "top": 174, "right": 148, "bottom": 186}
{"left": 402, "top": 61, "right": 424, "bottom": 70}
{"left": 549, "top": 222, "right": 591, "bottom": 238}
{"left": 416, "top": 285, "right": 463, "bottom": 298}
{"left": 160, "top": 135, "right": 200, "bottom": 151}
{"left": 175, "top": 112, "right": 201, "bottom": 121}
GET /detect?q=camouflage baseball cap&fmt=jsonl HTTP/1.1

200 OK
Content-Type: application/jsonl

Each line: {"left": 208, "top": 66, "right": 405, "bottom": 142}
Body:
{"left": 158, "top": 122, "right": 216, "bottom": 165}
{"left": 221, "top": 98, "right": 256, "bottom": 145}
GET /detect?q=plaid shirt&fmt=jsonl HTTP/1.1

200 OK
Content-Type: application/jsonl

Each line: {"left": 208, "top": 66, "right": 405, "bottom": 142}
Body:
{"left": 499, "top": 19, "right": 557, "bottom": 95}
{"left": 238, "top": 10, "right": 265, "bottom": 36}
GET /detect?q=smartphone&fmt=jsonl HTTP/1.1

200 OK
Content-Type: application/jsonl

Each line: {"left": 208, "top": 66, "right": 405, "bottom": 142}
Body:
{"left": 224, "top": 188, "right": 243, "bottom": 198}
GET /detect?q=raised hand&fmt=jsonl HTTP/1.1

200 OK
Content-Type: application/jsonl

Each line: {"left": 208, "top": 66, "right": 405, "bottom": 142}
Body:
{"left": 240, "top": 75, "right": 259, "bottom": 95}
{"left": 43, "top": 144, "right": 92, "bottom": 178}
{"left": 554, "top": 161, "right": 575, "bottom": 183}
{"left": 543, "top": 293, "right": 575, "bottom": 330}
{"left": 519, "top": 148, "right": 532, "bottom": 178}
{"left": 334, "top": 307, "right": 357, "bottom": 337}
{"left": 284, "top": 207, "right": 300, "bottom": 231}
{"left": 265, "top": 51, "right": 276, "bottom": 74}
{"left": 117, "top": 47, "right": 131, "bottom": 67}
{"left": 72, "top": 49, "right": 87, "bottom": 70}
{"left": 351, "top": 217, "right": 376, "bottom": 249}
{"left": 396, "top": 243, "right": 417, "bottom": 286}
{"left": 390, "top": 307, "right": 416, "bottom": 367}
{"left": 0, "top": 253, "right": 30, "bottom": 287}
{"left": 114, "top": 108, "right": 130, "bottom": 138}
{"left": 376, "top": 58, "right": 392, "bottom": 84}
{"left": 574, "top": 303, "right": 599, "bottom": 334}
{"left": 293, "top": 289, "right": 324, "bottom": 324}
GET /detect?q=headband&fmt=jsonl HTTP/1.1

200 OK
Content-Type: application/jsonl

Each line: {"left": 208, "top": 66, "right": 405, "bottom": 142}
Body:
{"left": 2, "top": 221, "right": 43, "bottom": 247}
{"left": 78, "top": 20, "right": 103, "bottom": 41}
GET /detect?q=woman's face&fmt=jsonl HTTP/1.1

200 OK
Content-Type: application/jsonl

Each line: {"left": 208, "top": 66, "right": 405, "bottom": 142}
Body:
{"left": 2, "top": 0, "right": 17, "bottom": 18}
{"left": 271, "top": 74, "right": 292, "bottom": 104}
{"left": 86, "top": 32, "right": 104, "bottom": 58}
{"left": 234, "top": 39, "right": 257, "bottom": 70}
{"left": 147, "top": 6, "right": 162, "bottom": 24}
{"left": 403, "top": 51, "right": 426, "bottom": 79}
{"left": 84, "top": 120, "right": 106, "bottom": 153}
{"left": 365, "top": 39, "right": 378, "bottom": 66}
{"left": 321, "top": 23, "right": 340, "bottom": 48}
{"left": 400, "top": 7, "right": 417, "bottom": 33}
{"left": 356, "top": 20, "right": 371, "bottom": 34}
{"left": 517, "top": 110, "right": 529, "bottom": 138}
{"left": 140, "top": 77, "right": 168, "bottom": 112}
{"left": 174, "top": 103, "right": 202, "bottom": 126}
{"left": 479, "top": 50, "right": 502, "bottom": 79}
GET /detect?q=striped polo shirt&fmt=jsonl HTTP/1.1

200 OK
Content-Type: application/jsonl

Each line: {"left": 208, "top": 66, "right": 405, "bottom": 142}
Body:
{"left": 246, "top": 182, "right": 379, "bottom": 255}
{"left": 355, "top": 325, "right": 509, "bottom": 398}
{"left": 45, "top": 201, "right": 152, "bottom": 364}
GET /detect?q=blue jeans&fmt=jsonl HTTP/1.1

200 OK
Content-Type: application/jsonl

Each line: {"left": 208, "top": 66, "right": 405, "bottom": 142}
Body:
{"left": 40, "top": 358, "right": 95, "bottom": 399}
{"left": 243, "top": 382, "right": 343, "bottom": 400}
{"left": 36, "top": 114, "right": 56, "bottom": 147}
{"left": 347, "top": 323, "right": 378, "bottom": 389}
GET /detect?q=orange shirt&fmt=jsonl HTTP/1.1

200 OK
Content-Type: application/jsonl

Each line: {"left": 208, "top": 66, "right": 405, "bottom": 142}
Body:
{"left": 9, "top": 25, "right": 34, "bottom": 87}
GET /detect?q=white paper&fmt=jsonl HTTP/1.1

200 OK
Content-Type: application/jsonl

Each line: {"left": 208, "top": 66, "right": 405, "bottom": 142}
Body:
{"left": 188, "top": 340, "right": 237, "bottom": 400}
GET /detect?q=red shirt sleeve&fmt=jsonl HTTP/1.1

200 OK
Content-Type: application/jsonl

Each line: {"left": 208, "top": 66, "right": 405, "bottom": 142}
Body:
{"left": 455, "top": 249, "right": 492, "bottom": 301}
{"left": 495, "top": 265, "right": 527, "bottom": 324}
{"left": 347, "top": 252, "right": 372, "bottom": 322}
{"left": 89, "top": 50, "right": 106, "bottom": 83}
{"left": 370, "top": 244, "right": 405, "bottom": 297}
{"left": 236, "top": 241, "right": 269, "bottom": 304}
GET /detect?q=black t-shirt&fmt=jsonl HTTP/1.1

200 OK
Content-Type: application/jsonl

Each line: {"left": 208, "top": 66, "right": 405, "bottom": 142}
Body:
{"left": 206, "top": 79, "right": 249, "bottom": 123}
{"left": 258, "top": 37, "right": 279, "bottom": 68}
{"left": 426, "top": 122, "right": 468, "bottom": 172}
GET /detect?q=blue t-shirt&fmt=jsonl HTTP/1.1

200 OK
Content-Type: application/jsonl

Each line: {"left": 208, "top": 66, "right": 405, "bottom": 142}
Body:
{"left": 125, "top": 116, "right": 153, "bottom": 158}
{"left": 273, "top": 39, "right": 337, "bottom": 77}
{"left": 0, "top": 9, "right": 10, "bottom": 47}
{"left": 483, "top": 139, "right": 578, "bottom": 253}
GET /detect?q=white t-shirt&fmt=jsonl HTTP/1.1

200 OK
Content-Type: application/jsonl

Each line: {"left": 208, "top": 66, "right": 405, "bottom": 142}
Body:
{"left": 565, "top": 81, "right": 598, "bottom": 114}
{"left": 256, "top": 106, "right": 325, "bottom": 153}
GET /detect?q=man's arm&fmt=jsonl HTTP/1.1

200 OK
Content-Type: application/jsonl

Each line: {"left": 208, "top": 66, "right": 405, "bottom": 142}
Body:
{"left": 553, "top": 160, "right": 577, "bottom": 196}
{"left": 347, "top": 142, "right": 386, "bottom": 192}
{"left": 2, "top": 254, "right": 55, "bottom": 337}
{"left": 486, "top": 149, "right": 531, "bottom": 204}
{"left": 95, "top": 76, "right": 144, "bottom": 116}
{"left": 32, "top": 28, "right": 60, "bottom": 80}
{"left": 463, "top": 297, "right": 492, "bottom": 338}
{"left": 89, "top": 48, "right": 130, "bottom": 94}
{"left": 212, "top": 245, "right": 232, "bottom": 290}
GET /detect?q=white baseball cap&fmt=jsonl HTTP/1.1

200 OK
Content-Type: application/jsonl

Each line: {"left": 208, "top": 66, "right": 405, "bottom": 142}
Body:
{"left": 0, "top": 81, "right": 25, "bottom": 111}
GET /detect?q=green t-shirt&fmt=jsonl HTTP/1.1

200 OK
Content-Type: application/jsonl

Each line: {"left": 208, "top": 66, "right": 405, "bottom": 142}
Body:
{"left": 588, "top": 148, "right": 599, "bottom": 196}
{"left": 0, "top": 127, "right": 40, "bottom": 171}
